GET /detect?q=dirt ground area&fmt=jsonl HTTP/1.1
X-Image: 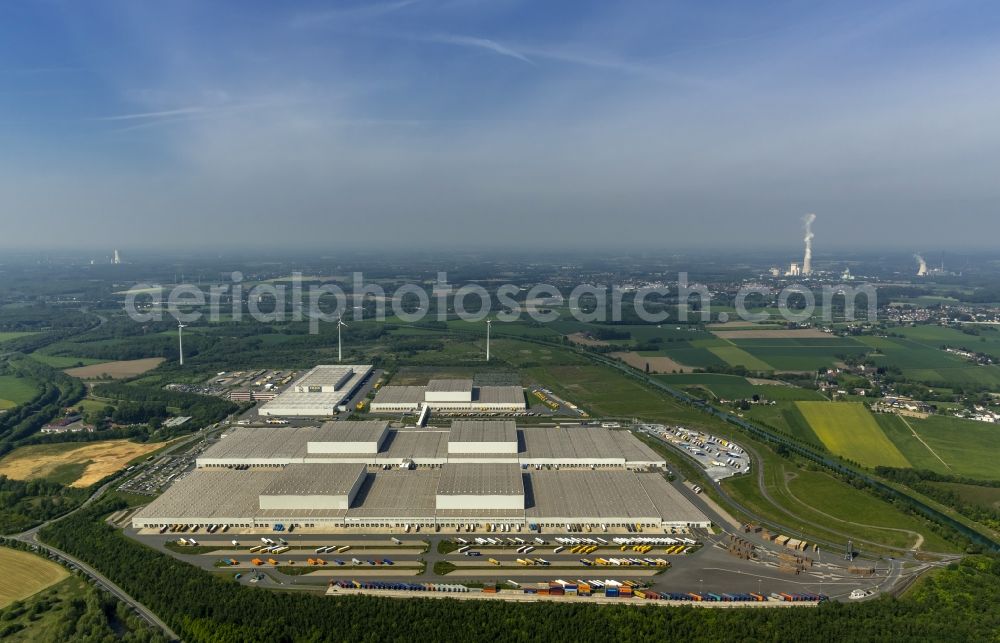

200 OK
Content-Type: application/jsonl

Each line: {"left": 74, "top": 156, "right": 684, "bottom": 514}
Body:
{"left": 611, "top": 352, "right": 690, "bottom": 373}
{"left": 0, "top": 439, "right": 162, "bottom": 487}
{"left": 64, "top": 357, "right": 165, "bottom": 379}
{"left": 567, "top": 332, "right": 610, "bottom": 347}
{"left": 711, "top": 329, "right": 830, "bottom": 339}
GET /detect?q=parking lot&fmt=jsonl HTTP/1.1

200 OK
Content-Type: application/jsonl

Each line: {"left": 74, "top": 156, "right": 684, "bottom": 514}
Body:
{"left": 129, "top": 525, "right": 889, "bottom": 602}
{"left": 638, "top": 424, "right": 751, "bottom": 481}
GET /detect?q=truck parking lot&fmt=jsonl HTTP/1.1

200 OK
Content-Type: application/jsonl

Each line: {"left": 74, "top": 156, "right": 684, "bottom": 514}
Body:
{"left": 638, "top": 424, "right": 751, "bottom": 481}
{"left": 129, "top": 524, "right": 890, "bottom": 602}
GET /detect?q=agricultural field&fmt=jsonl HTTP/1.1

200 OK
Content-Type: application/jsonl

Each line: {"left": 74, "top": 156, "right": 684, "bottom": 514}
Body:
{"left": 0, "top": 375, "right": 39, "bottom": 411}
{"left": 655, "top": 373, "right": 827, "bottom": 404}
{"left": 746, "top": 402, "right": 823, "bottom": 447}
{"left": 707, "top": 345, "right": 773, "bottom": 370}
{"left": 524, "top": 363, "right": 730, "bottom": 431}
{"left": 0, "top": 440, "right": 162, "bottom": 488}
{"left": 62, "top": 357, "right": 165, "bottom": 380}
{"left": 612, "top": 351, "right": 690, "bottom": 373}
{"left": 899, "top": 415, "right": 1000, "bottom": 480}
{"left": 28, "top": 354, "right": 107, "bottom": 369}
{"left": 796, "top": 402, "right": 910, "bottom": 468}
{"left": 0, "top": 547, "right": 68, "bottom": 608}
{"left": 859, "top": 334, "right": 1000, "bottom": 389}
{"left": 0, "top": 331, "right": 36, "bottom": 344}
{"left": 895, "top": 324, "right": 1000, "bottom": 356}
{"left": 726, "top": 337, "right": 869, "bottom": 371}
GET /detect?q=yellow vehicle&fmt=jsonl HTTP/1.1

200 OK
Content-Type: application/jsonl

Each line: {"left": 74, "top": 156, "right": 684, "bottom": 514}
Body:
{"left": 488, "top": 558, "right": 501, "bottom": 566}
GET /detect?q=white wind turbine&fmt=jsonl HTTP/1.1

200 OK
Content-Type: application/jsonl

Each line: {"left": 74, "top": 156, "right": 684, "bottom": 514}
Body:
{"left": 177, "top": 322, "right": 187, "bottom": 366}
{"left": 486, "top": 319, "right": 492, "bottom": 362}
{"left": 337, "top": 315, "right": 348, "bottom": 362}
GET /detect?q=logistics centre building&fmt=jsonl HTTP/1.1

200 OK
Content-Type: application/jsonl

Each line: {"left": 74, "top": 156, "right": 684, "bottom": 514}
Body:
{"left": 258, "top": 365, "right": 373, "bottom": 417}
{"left": 132, "top": 420, "right": 710, "bottom": 530}
{"left": 370, "top": 379, "right": 525, "bottom": 414}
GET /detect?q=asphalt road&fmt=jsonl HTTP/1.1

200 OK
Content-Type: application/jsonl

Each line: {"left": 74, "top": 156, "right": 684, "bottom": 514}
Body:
{"left": 10, "top": 421, "right": 217, "bottom": 642}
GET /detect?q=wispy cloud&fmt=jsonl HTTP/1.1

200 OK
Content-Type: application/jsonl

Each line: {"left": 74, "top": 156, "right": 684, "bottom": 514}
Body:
{"left": 94, "top": 106, "right": 214, "bottom": 122}
{"left": 420, "top": 33, "right": 705, "bottom": 85}
{"left": 290, "top": 0, "right": 420, "bottom": 28}
{"left": 426, "top": 34, "right": 534, "bottom": 64}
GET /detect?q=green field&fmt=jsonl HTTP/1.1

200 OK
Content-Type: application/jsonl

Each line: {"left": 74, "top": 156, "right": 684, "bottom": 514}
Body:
{"left": 926, "top": 481, "right": 1000, "bottom": 512}
{"left": 707, "top": 345, "right": 772, "bottom": 370}
{"left": 0, "top": 332, "right": 36, "bottom": 344}
{"left": 727, "top": 337, "right": 869, "bottom": 371}
{"left": 903, "top": 415, "right": 1000, "bottom": 480}
{"left": 722, "top": 443, "right": 958, "bottom": 552}
{"left": 654, "top": 373, "right": 826, "bottom": 403}
{"left": 0, "top": 375, "right": 40, "bottom": 410}
{"left": 28, "top": 354, "right": 108, "bottom": 368}
{"left": 525, "top": 363, "right": 731, "bottom": 431}
{"left": 796, "top": 402, "right": 910, "bottom": 468}
{"left": 859, "top": 332, "right": 1000, "bottom": 388}
{"left": 747, "top": 402, "right": 823, "bottom": 448}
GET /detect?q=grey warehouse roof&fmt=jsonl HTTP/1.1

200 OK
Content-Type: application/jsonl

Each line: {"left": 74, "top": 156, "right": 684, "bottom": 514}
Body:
{"left": 437, "top": 463, "right": 524, "bottom": 496}
{"left": 201, "top": 427, "right": 317, "bottom": 461}
{"left": 527, "top": 469, "right": 705, "bottom": 523}
{"left": 312, "top": 420, "right": 389, "bottom": 443}
{"left": 260, "top": 463, "right": 365, "bottom": 496}
{"left": 449, "top": 420, "right": 517, "bottom": 443}
{"left": 371, "top": 386, "right": 426, "bottom": 404}
{"left": 427, "top": 379, "right": 473, "bottom": 393}
{"left": 296, "top": 365, "right": 356, "bottom": 388}
{"left": 474, "top": 386, "right": 524, "bottom": 404}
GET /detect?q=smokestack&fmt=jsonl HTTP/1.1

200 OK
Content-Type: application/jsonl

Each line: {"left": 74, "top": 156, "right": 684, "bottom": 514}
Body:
{"left": 802, "top": 213, "right": 816, "bottom": 276}
{"left": 915, "top": 254, "right": 928, "bottom": 276}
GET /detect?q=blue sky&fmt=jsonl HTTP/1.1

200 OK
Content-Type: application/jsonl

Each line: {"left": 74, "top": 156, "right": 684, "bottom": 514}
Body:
{"left": 2, "top": 0, "right": 999, "bottom": 251}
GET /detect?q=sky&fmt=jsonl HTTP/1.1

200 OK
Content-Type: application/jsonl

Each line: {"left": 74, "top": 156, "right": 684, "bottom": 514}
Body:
{"left": 1, "top": 0, "right": 999, "bottom": 252}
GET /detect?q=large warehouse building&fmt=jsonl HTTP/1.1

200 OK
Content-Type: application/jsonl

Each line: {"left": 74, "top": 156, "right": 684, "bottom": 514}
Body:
{"left": 133, "top": 420, "right": 709, "bottom": 530}
{"left": 193, "top": 420, "right": 665, "bottom": 468}
{"left": 258, "top": 365, "right": 373, "bottom": 417}
{"left": 370, "top": 379, "right": 525, "bottom": 414}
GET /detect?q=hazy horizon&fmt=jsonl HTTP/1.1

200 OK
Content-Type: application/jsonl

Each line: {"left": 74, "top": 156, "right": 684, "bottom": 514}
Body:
{"left": 3, "top": 1, "right": 1000, "bottom": 250}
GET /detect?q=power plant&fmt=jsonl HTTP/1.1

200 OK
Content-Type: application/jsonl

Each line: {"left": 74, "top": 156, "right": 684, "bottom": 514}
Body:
{"left": 777, "top": 214, "right": 817, "bottom": 277}
{"left": 801, "top": 213, "right": 816, "bottom": 276}
{"left": 915, "top": 254, "right": 928, "bottom": 276}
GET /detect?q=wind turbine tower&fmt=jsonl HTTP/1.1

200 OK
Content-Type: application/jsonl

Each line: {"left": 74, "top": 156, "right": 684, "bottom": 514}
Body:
{"left": 337, "top": 315, "right": 348, "bottom": 362}
{"left": 486, "top": 319, "right": 492, "bottom": 362}
{"left": 177, "top": 323, "right": 186, "bottom": 366}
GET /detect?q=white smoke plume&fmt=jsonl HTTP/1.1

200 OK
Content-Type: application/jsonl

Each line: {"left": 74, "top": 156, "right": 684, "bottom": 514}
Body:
{"left": 915, "top": 254, "right": 928, "bottom": 276}
{"left": 802, "top": 213, "right": 816, "bottom": 275}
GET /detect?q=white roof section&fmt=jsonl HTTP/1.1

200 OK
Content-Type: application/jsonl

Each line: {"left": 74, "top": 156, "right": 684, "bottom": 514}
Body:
{"left": 293, "top": 365, "right": 356, "bottom": 392}
{"left": 307, "top": 420, "right": 389, "bottom": 454}
{"left": 197, "top": 427, "right": 316, "bottom": 465}
{"left": 371, "top": 386, "right": 426, "bottom": 405}
{"left": 449, "top": 420, "right": 517, "bottom": 443}
{"left": 427, "top": 379, "right": 473, "bottom": 393}
{"left": 133, "top": 467, "right": 708, "bottom": 527}
{"left": 259, "top": 463, "right": 366, "bottom": 497}
{"left": 437, "top": 463, "right": 524, "bottom": 496}
{"left": 259, "top": 364, "right": 372, "bottom": 416}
